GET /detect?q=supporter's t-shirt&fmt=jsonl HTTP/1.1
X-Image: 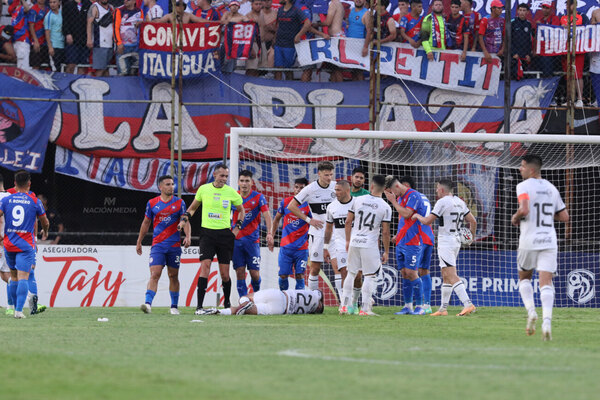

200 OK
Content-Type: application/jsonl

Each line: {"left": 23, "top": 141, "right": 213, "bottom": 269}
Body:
{"left": 275, "top": 5, "right": 308, "bottom": 48}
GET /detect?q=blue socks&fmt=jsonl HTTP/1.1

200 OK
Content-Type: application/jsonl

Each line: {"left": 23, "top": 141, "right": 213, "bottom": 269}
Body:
{"left": 9, "top": 280, "right": 17, "bottom": 308}
{"left": 237, "top": 279, "right": 248, "bottom": 297}
{"left": 295, "top": 277, "right": 305, "bottom": 290}
{"left": 144, "top": 289, "right": 156, "bottom": 305}
{"left": 6, "top": 281, "right": 13, "bottom": 306}
{"left": 412, "top": 277, "right": 423, "bottom": 306}
{"left": 16, "top": 279, "right": 29, "bottom": 312}
{"left": 169, "top": 291, "right": 179, "bottom": 308}
{"left": 279, "top": 277, "right": 289, "bottom": 290}
{"left": 421, "top": 273, "right": 432, "bottom": 305}
{"left": 28, "top": 269, "right": 37, "bottom": 296}
{"left": 402, "top": 278, "right": 414, "bottom": 305}
{"left": 251, "top": 277, "right": 261, "bottom": 293}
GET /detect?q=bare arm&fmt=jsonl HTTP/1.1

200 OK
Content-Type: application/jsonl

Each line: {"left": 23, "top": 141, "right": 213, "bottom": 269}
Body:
{"left": 344, "top": 211, "right": 354, "bottom": 252}
{"left": 380, "top": 19, "right": 397, "bottom": 43}
{"left": 153, "top": 13, "right": 173, "bottom": 23}
{"left": 271, "top": 212, "right": 283, "bottom": 236}
{"left": 555, "top": 209, "right": 569, "bottom": 223}
{"left": 182, "top": 220, "right": 191, "bottom": 248}
{"left": 87, "top": 5, "right": 97, "bottom": 49}
{"left": 384, "top": 189, "right": 414, "bottom": 219}
{"left": 136, "top": 217, "right": 152, "bottom": 255}
{"left": 262, "top": 209, "right": 274, "bottom": 251}
{"left": 511, "top": 198, "right": 529, "bottom": 226}
{"left": 413, "top": 213, "right": 437, "bottom": 226}
{"left": 294, "top": 18, "right": 312, "bottom": 44}
{"left": 288, "top": 199, "right": 322, "bottom": 229}
{"left": 464, "top": 212, "right": 477, "bottom": 237}
{"left": 38, "top": 214, "right": 50, "bottom": 238}
{"left": 479, "top": 33, "right": 491, "bottom": 61}
{"left": 381, "top": 221, "right": 390, "bottom": 264}
{"left": 323, "top": 222, "right": 333, "bottom": 263}
{"left": 0, "top": 43, "right": 16, "bottom": 62}
{"left": 52, "top": 222, "right": 64, "bottom": 245}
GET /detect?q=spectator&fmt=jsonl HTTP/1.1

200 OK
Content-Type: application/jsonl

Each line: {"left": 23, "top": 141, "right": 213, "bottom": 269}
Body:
{"left": 446, "top": 0, "right": 468, "bottom": 61}
{"left": 28, "top": 0, "right": 50, "bottom": 70}
{"left": 87, "top": 0, "right": 115, "bottom": 77}
{"left": 63, "top": 0, "right": 92, "bottom": 74}
{"left": 398, "top": 0, "right": 422, "bottom": 48}
{"left": 194, "top": 0, "right": 222, "bottom": 21}
{"left": 261, "top": 0, "right": 277, "bottom": 67}
{"left": 0, "top": 26, "right": 17, "bottom": 64}
{"left": 420, "top": 0, "right": 447, "bottom": 60}
{"left": 511, "top": 2, "right": 533, "bottom": 80}
{"left": 244, "top": 0, "right": 265, "bottom": 77}
{"left": 44, "top": 0, "right": 65, "bottom": 71}
{"left": 320, "top": 0, "right": 344, "bottom": 81}
{"left": 560, "top": 2, "right": 587, "bottom": 107}
{"left": 460, "top": 0, "right": 479, "bottom": 51}
{"left": 591, "top": 7, "right": 600, "bottom": 106}
{"left": 273, "top": 0, "right": 312, "bottom": 81}
{"left": 532, "top": 2, "right": 559, "bottom": 78}
{"left": 115, "top": 0, "right": 142, "bottom": 76}
{"left": 392, "top": 0, "right": 409, "bottom": 21}
{"left": 221, "top": 1, "right": 249, "bottom": 73}
{"left": 143, "top": 0, "right": 165, "bottom": 20}
{"left": 10, "top": 0, "right": 34, "bottom": 70}
{"left": 346, "top": 0, "right": 371, "bottom": 81}
{"left": 372, "top": 0, "right": 396, "bottom": 44}
{"left": 478, "top": 0, "right": 504, "bottom": 63}
{"left": 154, "top": 1, "right": 208, "bottom": 23}
{"left": 37, "top": 194, "right": 64, "bottom": 245}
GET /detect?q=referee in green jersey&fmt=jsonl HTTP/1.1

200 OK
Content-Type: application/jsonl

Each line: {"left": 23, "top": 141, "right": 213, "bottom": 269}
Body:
{"left": 179, "top": 164, "right": 245, "bottom": 315}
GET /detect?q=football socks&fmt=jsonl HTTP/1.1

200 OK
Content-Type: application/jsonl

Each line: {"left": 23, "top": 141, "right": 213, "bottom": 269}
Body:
{"left": 169, "top": 291, "right": 179, "bottom": 308}
{"left": 251, "top": 277, "right": 261, "bottom": 293}
{"left": 279, "top": 277, "right": 289, "bottom": 290}
{"left": 16, "top": 279, "right": 29, "bottom": 312}
{"left": 145, "top": 289, "right": 156, "bottom": 305}
{"left": 519, "top": 279, "right": 535, "bottom": 314}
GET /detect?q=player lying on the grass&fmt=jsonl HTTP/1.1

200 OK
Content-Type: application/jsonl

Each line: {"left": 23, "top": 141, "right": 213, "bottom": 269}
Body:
{"left": 209, "top": 288, "right": 324, "bottom": 315}
{"left": 412, "top": 179, "right": 477, "bottom": 317}
{"left": 511, "top": 154, "right": 569, "bottom": 341}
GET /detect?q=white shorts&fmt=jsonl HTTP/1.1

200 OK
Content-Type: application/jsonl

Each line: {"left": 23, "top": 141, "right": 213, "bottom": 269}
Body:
{"left": 331, "top": 244, "right": 348, "bottom": 269}
{"left": 347, "top": 246, "right": 381, "bottom": 275}
{"left": 253, "top": 289, "right": 287, "bottom": 315}
{"left": 437, "top": 242, "right": 461, "bottom": 268}
{"left": 14, "top": 41, "right": 31, "bottom": 70}
{"left": 308, "top": 235, "right": 325, "bottom": 263}
{"left": 517, "top": 248, "right": 558, "bottom": 274}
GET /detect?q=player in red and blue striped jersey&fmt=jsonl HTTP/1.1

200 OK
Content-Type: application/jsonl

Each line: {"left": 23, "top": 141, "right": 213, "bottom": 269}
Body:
{"left": 28, "top": 0, "right": 50, "bottom": 68}
{"left": 0, "top": 171, "right": 49, "bottom": 319}
{"left": 400, "top": 176, "right": 435, "bottom": 315}
{"left": 232, "top": 170, "right": 274, "bottom": 297}
{"left": 271, "top": 178, "right": 311, "bottom": 291}
{"left": 384, "top": 175, "right": 424, "bottom": 315}
{"left": 136, "top": 175, "right": 191, "bottom": 315}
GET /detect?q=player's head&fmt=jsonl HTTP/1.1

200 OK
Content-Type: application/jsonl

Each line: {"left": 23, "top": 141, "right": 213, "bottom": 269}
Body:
{"left": 317, "top": 161, "right": 335, "bottom": 186}
{"left": 334, "top": 180, "right": 351, "bottom": 201}
{"left": 294, "top": 177, "right": 309, "bottom": 195}
{"left": 14, "top": 170, "right": 31, "bottom": 190}
{"left": 399, "top": 176, "right": 416, "bottom": 190}
{"left": 370, "top": 174, "right": 386, "bottom": 194}
{"left": 238, "top": 170, "right": 254, "bottom": 193}
{"left": 436, "top": 178, "right": 453, "bottom": 198}
{"left": 520, "top": 154, "right": 542, "bottom": 179}
{"left": 158, "top": 175, "right": 175, "bottom": 196}
{"left": 384, "top": 175, "right": 407, "bottom": 197}
{"left": 212, "top": 163, "right": 229, "bottom": 188}
{"left": 351, "top": 167, "right": 366, "bottom": 190}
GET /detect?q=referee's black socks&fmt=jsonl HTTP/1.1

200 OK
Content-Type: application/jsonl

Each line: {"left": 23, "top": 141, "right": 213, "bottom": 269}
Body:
{"left": 197, "top": 276, "right": 208, "bottom": 309}
{"left": 222, "top": 279, "right": 232, "bottom": 308}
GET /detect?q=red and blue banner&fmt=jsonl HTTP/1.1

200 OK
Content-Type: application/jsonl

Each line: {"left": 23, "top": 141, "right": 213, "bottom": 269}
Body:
{"left": 536, "top": 24, "right": 600, "bottom": 56}
{"left": 0, "top": 73, "right": 59, "bottom": 172}
{"left": 138, "top": 22, "right": 221, "bottom": 79}
{"left": 224, "top": 22, "right": 260, "bottom": 60}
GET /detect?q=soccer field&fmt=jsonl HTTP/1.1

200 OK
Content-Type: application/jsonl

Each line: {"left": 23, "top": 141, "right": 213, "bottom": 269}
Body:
{"left": 1, "top": 307, "right": 599, "bottom": 400}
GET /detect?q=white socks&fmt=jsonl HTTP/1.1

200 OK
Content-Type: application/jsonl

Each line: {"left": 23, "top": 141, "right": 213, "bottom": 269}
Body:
{"left": 361, "top": 275, "right": 376, "bottom": 312}
{"left": 220, "top": 308, "right": 232, "bottom": 315}
{"left": 519, "top": 279, "right": 535, "bottom": 315}
{"left": 341, "top": 271, "right": 356, "bottom": 308}
{"left": 334, "top": 274, "right": 342, "bottom": 300}
{"left": 452, "top": 281, "right": 472, "bottom": 307}
{"left": 440, "top": 283, "right": 452, "bottom": 310}
{"left": 352, "top": 287, "right": 361, "bottom": 307}
{"left": 540, "top": 285, "right": 554, "bottom": 323}
{"left": 308, "top": 275, "right": 319, "bottom": 290}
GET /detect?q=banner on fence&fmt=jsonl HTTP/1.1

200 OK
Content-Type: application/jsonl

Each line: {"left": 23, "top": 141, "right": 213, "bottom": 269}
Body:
{"left": 296, "top": 38, "right": 502, "bottom": 95}
{"left": 536, "top": 24, "right": 600, "bottom": 56}
{"left": 138, "top": 22, "right": 221, "bottom": 79}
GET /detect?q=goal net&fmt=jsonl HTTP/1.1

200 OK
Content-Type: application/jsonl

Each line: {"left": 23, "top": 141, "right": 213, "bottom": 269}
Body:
{"left": 230, "top": 128, "right": 600, "bottom": 309}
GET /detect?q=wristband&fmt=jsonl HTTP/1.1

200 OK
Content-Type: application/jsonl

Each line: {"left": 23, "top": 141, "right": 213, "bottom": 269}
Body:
{"left": 184, "top": 212, "right": 191, "bottom": 219}
{"left": 323, "top": 243, "right": 329, "bottom": 250}
{"left": 305, "top": 217, "right": 311, "bottom": 224}
{"left": 235, "top": 221, "right": 243, "bottom": 229}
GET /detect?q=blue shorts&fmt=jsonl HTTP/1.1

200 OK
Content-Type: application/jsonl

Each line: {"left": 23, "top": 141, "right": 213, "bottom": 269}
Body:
{"left": 232, "top": 240, "right": 261, "bottom": 271}
{"left": 5, "top": 250, "right": 36, "bottom": 273}
{"left": 419, "top": 244, "right": 433, "bottom": 270}
{"left": 65, "top": 44, "right": 90, "bottom": 65}
{"left": 149, "top": 246, "right": 182, "bottom": 269}
{"left": 278, "top": 247, "right": 308, "bottom": 276}
{"left": 274, "top": 46, "right": 297, "bottom": 68}
{"left": 396, "top": 244, "right": 421, "bottom": 271}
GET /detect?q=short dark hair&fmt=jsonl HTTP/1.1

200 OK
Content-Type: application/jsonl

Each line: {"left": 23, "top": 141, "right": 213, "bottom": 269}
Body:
{"left": 463, "top": 0, "right": 473, "bottom": 3}
{"left": 352, "top": 166, "right": 366, "bottom": 176}
{"left": 451, "top": 0, "right": 461, "bottom": 6}
{"left": 14, "top": 170, "right": 30, "bottom": 188}
{"left": 379, "top": 0, "right": 389, "bottom": 8}
{"left": 410, "top": 0, "right": 422, "bottom": 4}
{"left": 214, "top": 163, "right": 229, "bottom": 172}
{"left": 336, "top": 180, "right": 350, "bottom": 188}
{"left": 158, "top": 175, "right": 173, "bottom": 185}
{"left": 295, "top": 177, "right": 309, "bottom": 186}
{"left": 523, "top": 154, "right": 543, "bottom": 169}
{"left": 372, "top": 174, "right": 386, "bottom": 189}
{"left": 239, "top": 169, "right": 253, "bottom": 178}
{"left": 437, "top": 178, "right": 454, "bottom": 192}
{"left": 517, "top": 2, "right": 529, "bottom": 9}
{"left": 399, "top": 176, "right": 416, "bottom": 190}
{"left": 398, "top": 0, "right": 409, "bottom": 3}
{"left": 317, "top": 161, "right": 335, "bottom": 172}
{"left": 384, "top": 175, "right": 398, "bottom": 189}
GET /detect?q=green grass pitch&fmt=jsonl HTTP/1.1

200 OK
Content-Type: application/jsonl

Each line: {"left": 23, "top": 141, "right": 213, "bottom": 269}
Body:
{"left": 1, "top": 306, "right": 599, "bottom": 400}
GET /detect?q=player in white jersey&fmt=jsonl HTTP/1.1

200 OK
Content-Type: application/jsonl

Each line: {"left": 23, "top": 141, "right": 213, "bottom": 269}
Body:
{"left": 413, "top": 179, "right": 477, "bottom": 317}
{"left": 511, "top": 155, "right": 569, "bottom": 341}
{"left": 324, "top": 181, "right": 359, "bottom": 305}
{"left": 211, "top": 288, "right": 324, "bottom": 315}
{"left": 341, "top": 175, "right": 391, "bottom": 315}
{"left": 288, "top": 161, "right": 336, "bottom": 291}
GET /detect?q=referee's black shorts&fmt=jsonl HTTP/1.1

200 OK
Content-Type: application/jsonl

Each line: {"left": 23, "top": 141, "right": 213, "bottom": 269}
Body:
{"left": 198, "top": 227, "right": 235, "bottom": 264}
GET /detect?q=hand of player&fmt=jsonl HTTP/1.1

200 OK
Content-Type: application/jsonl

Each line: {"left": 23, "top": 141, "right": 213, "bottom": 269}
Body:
{"left": 267, "top": 233, "right": 274, "bottom": 252}
{"left": 33, "top": 41, "right": 40, "bottom": 53}
{"left": 309, "top": 219, "right": 324, "bottom": 229}
{"left": 323, "top": 248, "right": 330, "bottom": 263}
{"left": 136, "top": 243, "right": 142, "bottom": 255}
{"left": 232, "top": 227, "right": 240, "bottom": 237}
{"left": 460, "top": 51, "right": 467, "bottom": 62}
{"left": 48, "top": 46, "right": 55, "bottom": 57}
{"left": 383, "top": 189, "right": 397, "bottom": 204}
{"left": 41, "top": 229, "right": 48, "bottom": 241}
{"left": 427, "top": 52, "right": 434, "bottom": 61}
{"left": 182, "top": 235, "right": 191, "bottom": 248}
{"left": 497, "top": 47, "right": 504, "bottom": 57}
{"left": 177, "top": 220, "right": 186, "bottom": 231}
{"left": 87, "top": 39, "right": 93, "bottom": 50}
{"left": 381, "top": 252, "right": 388, "bottom": 264}
{"left": 411, "top": 213, "right": 418, "bottom": 221}
{"left": 510, "top": 213, "right": 520, "bottom": 226}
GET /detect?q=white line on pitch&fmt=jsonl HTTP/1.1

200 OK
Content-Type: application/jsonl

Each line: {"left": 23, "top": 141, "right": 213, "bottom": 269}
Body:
{"left": 277, "top": 349, "right": 575, "bottom": 373}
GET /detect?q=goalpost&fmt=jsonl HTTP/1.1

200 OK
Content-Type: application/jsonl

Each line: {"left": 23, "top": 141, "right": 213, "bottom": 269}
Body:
{"left": 230, "top": 128, "right": 600, "bottom": 309}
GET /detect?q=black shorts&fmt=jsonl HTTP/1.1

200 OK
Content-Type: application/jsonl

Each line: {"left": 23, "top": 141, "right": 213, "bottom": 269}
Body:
{"left": 198, "top": 228, "right": 235, "bottom": 265}
{"left": 30, "top": 44, "right": 49, "bottom": 68}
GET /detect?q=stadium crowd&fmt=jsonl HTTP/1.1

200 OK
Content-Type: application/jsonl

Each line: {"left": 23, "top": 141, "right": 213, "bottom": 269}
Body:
{"left": 0, "top": 0, "right": 598, "bottom": 95}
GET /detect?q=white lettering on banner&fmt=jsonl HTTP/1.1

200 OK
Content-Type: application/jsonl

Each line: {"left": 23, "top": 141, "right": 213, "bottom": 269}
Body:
{"left": 432, "top": 276, "right": 534, "bottom": 292}
{"left": 8, "top": 246, "right": 280, "bottom": 307}
{"left": 536, "top": 24, "right": 600, "bottom": 56}
{"left": 295, "top": 38, "right": 502, "bottom": 95}
{"left": 140, "top": 52, "right": 217, "bottom": 77}
{"left": 141, "top": 23, "right": 220, "bottom": 49}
